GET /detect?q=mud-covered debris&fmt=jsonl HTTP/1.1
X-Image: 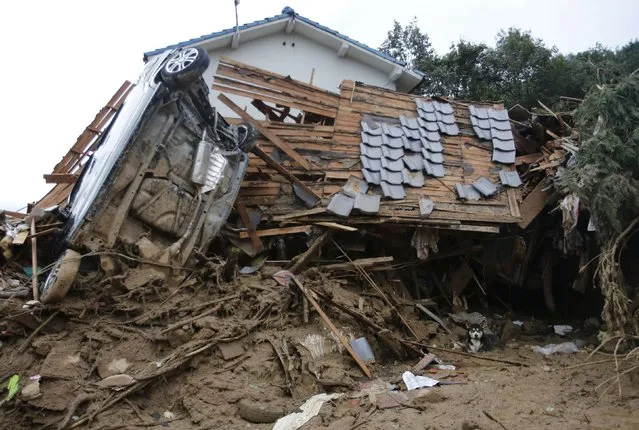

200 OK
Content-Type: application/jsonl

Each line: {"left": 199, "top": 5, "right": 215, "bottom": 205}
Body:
{"left": 237, "top": 399, "right": 286, "bottom": 423}
{"left": 97, "top": 373, "right": 136, "bottom": 388}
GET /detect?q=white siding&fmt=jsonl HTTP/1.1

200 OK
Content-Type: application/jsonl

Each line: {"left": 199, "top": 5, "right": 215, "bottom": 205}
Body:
{"left": 201, "top": 32, "right": 395, "bottom": 119}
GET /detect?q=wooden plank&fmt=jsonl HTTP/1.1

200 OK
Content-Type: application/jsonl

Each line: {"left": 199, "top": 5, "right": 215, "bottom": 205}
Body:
{"left": 239, "top": 225, "right": 312, "bottom": 239}
{"left": 516, "top": 153, "right": 544, "bottom": 166}
{"left": 518, "top": 181, "right": 555, "bottom": 229}
{"left": 321, "top": 256, "right": 394, "bottom": 271}
{"left": 236, "top": 203, "right": 263, "bottom": 253}
{"left": 218, "top": 94, "right": 313, "bottom": 171}
{"left": 43, "top": 173, "right": 79, "bottom": 184}
{"left": 272, "top": 207, "right": 327, "bottom": 221}
{"left": 314, "top": 222, "right": 358, "bottom": 232}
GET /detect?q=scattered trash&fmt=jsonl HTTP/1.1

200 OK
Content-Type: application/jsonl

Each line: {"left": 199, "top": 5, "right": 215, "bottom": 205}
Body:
{"left": 272, "top": 393, "right": 343, "bottom": 430}
{"left": 402, "top": 371, "right": 439, "bottom": 390}
{"left": 239, "top": 254, "right": 268, "bottom": 274}
{"left": 512, "top": 320, "right": 524, "bottom": 326}
{"left": 5, "top": 374, "right": 20, "bottom": 401}
{"left": 412, "top": 353, "right": 437, "bottom": 372}
{"left": 436, "top": 364, "right": 457, "bottom": 371}
{"left": 553, "top": 325, "right": 573, "bottom": 336}
{"left": 298, "top": 334, "right": 337, "bottom": 359}
{"left": 534, "top": 342, "right": 580, "bottom": 355}
{"left": 163, "top": 411, "right": 175, "bottom": 420}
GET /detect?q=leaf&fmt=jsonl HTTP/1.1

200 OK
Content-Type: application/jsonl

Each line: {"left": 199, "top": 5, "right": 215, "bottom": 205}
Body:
{"left": 6, "top": 374, "right": 20, "bottom": 401}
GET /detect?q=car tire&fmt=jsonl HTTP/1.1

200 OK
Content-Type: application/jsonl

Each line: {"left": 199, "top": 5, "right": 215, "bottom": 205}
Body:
{"left": 161, "top": 47, "right": 210, "bottom": 88}
{"left": 40, "top": 249, "right": 81, "bottom": 304}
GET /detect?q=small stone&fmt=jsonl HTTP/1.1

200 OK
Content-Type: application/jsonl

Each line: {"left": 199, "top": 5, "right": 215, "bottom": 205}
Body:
{"left": 542, "top": 365, "right": 551, "bottom": 372}
{"left": 21, "top": 380, "right": 41, "bottom": 400}
{"left": 461, "top": 420, "right": 480, "bottom": 430}
{"left": 98, "top": 374, "right": 136, "bottom": 388}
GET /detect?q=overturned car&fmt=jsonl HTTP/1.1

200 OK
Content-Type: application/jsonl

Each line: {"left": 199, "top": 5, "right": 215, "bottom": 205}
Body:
{"left": 41, "top": 47, "right": 255, "bottom": 303}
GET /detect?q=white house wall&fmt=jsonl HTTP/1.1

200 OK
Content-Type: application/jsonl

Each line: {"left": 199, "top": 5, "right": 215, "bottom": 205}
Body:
{"left": 201, "top": 32, "right": 396, "bottom": 119}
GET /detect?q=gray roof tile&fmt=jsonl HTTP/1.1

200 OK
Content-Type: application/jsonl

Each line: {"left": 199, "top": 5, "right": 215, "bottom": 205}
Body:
{"left": 404, "top": 127, "right": 422, "bottom": 140}
{"left": 384, "top": 135, "right": 407, "bottom": 149}
{"left": 435, "top": 111, "right": 456, "bottom": 125}
{"left": 403, "top": 153, "right": 424, "bottom": 171}
{"left": 399, "top": 115, "right": 420, "bottom": 130}
{"left": 492, "top": 150, "right": 516, "bottom": 164}
{"left": 433, "top": 100, "right": 454, "bottom": 115}
{"left": 361, "top": 132, "right": 384, "bottom": 147}
{"left": 381, "top": 181, "right": 406, "bottom": 199}
{"left": 473, "top": 127, "right": 492, "bottom": 140}
{"left": 404, "top": 139, "right": 422, "bottom": 152}
{"left": 381, "top": 145, "right": 404, "bottom": 160}
{"left": 424, "top": 160, "right": 446, "bottom": 177}
{"left": 416, "top": 99, "right": 435, "bottom": 113}
{"left": 354, "top": 193, "right": 381, "bottom": 214}
{"left": 381, "top": 168, "right": 404, "bottom": 185}
{"left": 426, "top": 139, "right": 443, "bottom": 153}
{"left": 489, "top": 118, "right": 511, "bottom": 131}
{"left": 469, "top": 105, "right": 489, "bottom": 119}
{"left": 382, "top": 123, "right": 405, "bottom": 137}
{"left": 360, "top": 143, "right": 382, "bottom": 159}
{"left": 362, "top": 169, "right": 381, "bottom": 184}
{"left": 472, "top": 177, "right": 498, "bottom": 197}
{"left": 418, "top": 111, "right": 438, "bottom": 123}
{"left": 342, "top": 176, "right": 369, "bottom": 197}
{"left": 381, "top": 157, "right": 404, "bottom": 172}
{"left": 361, "top": 120, "right": 383, "bottom": 136}
{"left": 360, "top": 155, "right": 381, "bottom": 171}
{"left": 492, "top": 138, "right": 515, "bottom": 152}
{"left": 327, "top": 192, "right": 355, "bottom": 217}
{"left": 488, "top": 108, "right": 509, "bottom": 121}
{"left": 419, "top": 198, "right": 434, "bottom": 216}
{"left": 403, "top": 169, "right": 425, "bottom": 187}
{"left": 471, "top": 116, "right": 491, "bottom": 130}
{"left": 499, "top": 170, "right": 523, "bottom": 187}
{"left": 422, "top": 149, "right": 444, "bottom": 164}
{"left": 439, "top": 123, "right": 460, "bottom": 135}
{"left": 420, "top": 129, "right": 441, "bottom": 141}
{"left": 456, "top": 184, "right": 481, "bottom": 201}
{"left": 418, "top": 116, "right": 439, "bottom": 129}
{"left": 491, "top": 128, "right": 515, "bottom": 141}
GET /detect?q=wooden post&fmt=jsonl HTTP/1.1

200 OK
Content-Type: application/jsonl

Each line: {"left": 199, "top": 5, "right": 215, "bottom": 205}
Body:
{"left": 30, "top": 217, "right": 39, "bottom": 301}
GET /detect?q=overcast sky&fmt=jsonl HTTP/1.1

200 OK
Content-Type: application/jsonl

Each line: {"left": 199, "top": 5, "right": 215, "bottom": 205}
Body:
{"left": 1, "top": 0, "right": 637, "bottom": 211}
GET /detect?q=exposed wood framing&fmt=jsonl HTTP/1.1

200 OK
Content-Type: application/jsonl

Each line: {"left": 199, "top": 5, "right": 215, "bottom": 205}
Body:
{"left": 239, "top": 225, "right": 312, "bottom": 239}
{"left": 518, "top": 181, "right": 557, "bottom": 229}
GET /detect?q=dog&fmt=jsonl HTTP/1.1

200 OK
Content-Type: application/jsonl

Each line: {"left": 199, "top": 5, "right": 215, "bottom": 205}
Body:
{"left": 466, "top": 324, "right": 486, "bottom": 353}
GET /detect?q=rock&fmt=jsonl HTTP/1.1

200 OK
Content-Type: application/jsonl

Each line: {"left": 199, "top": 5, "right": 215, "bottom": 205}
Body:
{"left": 461, "top": 420, "right": 481, "bottom": 430}
{"left": 98, "top": 358, "right": 130, "bottom": 378}
{"left": 218, "top": 341, "right": 245, "bottom": 361}
{"left": 501, "top": 321, "right": 521, "bottom": 341}
{"left": 98, "top": 373, "right": 136, "bottom": 388}
{"left": 40, "top": 346, "right": 88, "bottom": 379}
{"left": 167, "top": 328, "right": 192, "bottom": 348}
{"left": 452, "top": 325, "right": 468, "bottom": 341}
{"left": 21, "top": 379, "right": 41, "bottom": 400}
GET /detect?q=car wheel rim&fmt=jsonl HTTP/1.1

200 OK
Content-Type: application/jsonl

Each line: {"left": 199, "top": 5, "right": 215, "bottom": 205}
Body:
{"left": 165, "top": 48, "right": 200, "bottom": 73}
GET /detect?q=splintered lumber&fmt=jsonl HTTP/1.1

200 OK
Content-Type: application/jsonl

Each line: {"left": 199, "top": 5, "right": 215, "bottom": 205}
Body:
{"left": 290, "top": 230, "right": 334, "bottom": 273}
{"left": 235, "top": 203, "right": 263, "bottom": 253}
{"left": 313, "top": 222, "right": 357, "bottom": 232}
{"left": 239, "top": 225, "right": 311, "bottom": 239}
{"left": 43, "top": 173, "right": 79, "bottom": 184}
{"left": 272, "top": 207, "right": 327, "bottom": 221}
{"left": 518, "top": 181, "right": 557, "bottom": 229}
{"left": 273, "top": 271, "right": 372, "bottom": 378}
{"left": 250, "top": 146, "right": 321, "bottom": 207}
{"left": 321, "top": 257, "right": 394, "bottom": 272}
{"left": 218, "top": 94, "right": 312, "bottom": 171}
{"left": 515, "top": 153, "right": 544, "bottom": 166}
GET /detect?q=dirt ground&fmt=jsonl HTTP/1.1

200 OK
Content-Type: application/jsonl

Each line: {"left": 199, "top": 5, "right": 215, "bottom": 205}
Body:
{"left": 0, "top": 269, "right": 637, "bottom": 430}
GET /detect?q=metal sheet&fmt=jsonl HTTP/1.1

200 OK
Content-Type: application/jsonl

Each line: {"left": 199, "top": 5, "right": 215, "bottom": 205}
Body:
{"left": 380, "top": 181, "right": 406, "bottom": 199}
{"left": 327, "top": 192, "right": 355, "bottom": 217}
{"left": 354, "top": 193, "right": 381, "bottom": 214}
{"left": 472, "top": 177, "right": 498, "bottom": 197}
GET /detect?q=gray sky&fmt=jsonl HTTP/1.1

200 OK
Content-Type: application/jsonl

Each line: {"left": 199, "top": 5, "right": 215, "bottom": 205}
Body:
{"left": 1, "top": 0, "right": 637, "bottom": 211}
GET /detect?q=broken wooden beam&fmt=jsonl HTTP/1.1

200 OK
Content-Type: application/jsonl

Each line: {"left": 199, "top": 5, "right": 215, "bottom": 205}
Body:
{"left": 239, "top": 225, "right": 311, "bottom": 239}
{"left": 43, "top": 173, "right": 79, "bottom": 184}
{"left": 321, "top": 256, "right": 394, "bottom": 272}
{"left": 518, "top": 181, "right": 558, "bottom": 229}
{"left": 218, "top": 93, "right": 312, "bottom": 171}
{"left": 515, "top": 153, "right": 544, "bottom": 166}
{"left": 313, "top": 222, "right": 357, "bottom": 232}
{"left": 250, "top": 146, "right": 321, "bottom": 208}
{"left": 272, "top": 207, "right": 326, "bottom": 221}
{"left": 235, "top": 203, "right": 263, "bottom": 253}
{"left": 290, "top": 230, "right": 334, "bottom": 273}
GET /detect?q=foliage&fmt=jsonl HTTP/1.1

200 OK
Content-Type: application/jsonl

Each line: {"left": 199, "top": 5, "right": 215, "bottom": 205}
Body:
{"left": 558, "top": 73, "right": 639, "bottom": 243}
{"left": 379, "top": 20, "right": 639, "bottom": 109}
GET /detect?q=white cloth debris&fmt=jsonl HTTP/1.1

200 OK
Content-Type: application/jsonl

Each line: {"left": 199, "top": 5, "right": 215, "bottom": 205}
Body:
{"left": 436, "top": 364, "right": 457, "bottom": 371}
{"left": 411, "top": 228, "right": 439, "bottom": 260}
{"left": 534, "top": 342, "right": 579, "bottom": 356}
{"left": 273, "top": 393, "right": 343, "bottom": 430}
{"left": 553, "top": 325, "right": 573, "bottom": 336}
{"left": 402, "top": 371, "right": 439, "bottom": 390}
{"left": 560, "top": 194, "right": 580, "bottom": 233}
{"left": 512, "top": 320, "right": 524, "bottom": 326}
